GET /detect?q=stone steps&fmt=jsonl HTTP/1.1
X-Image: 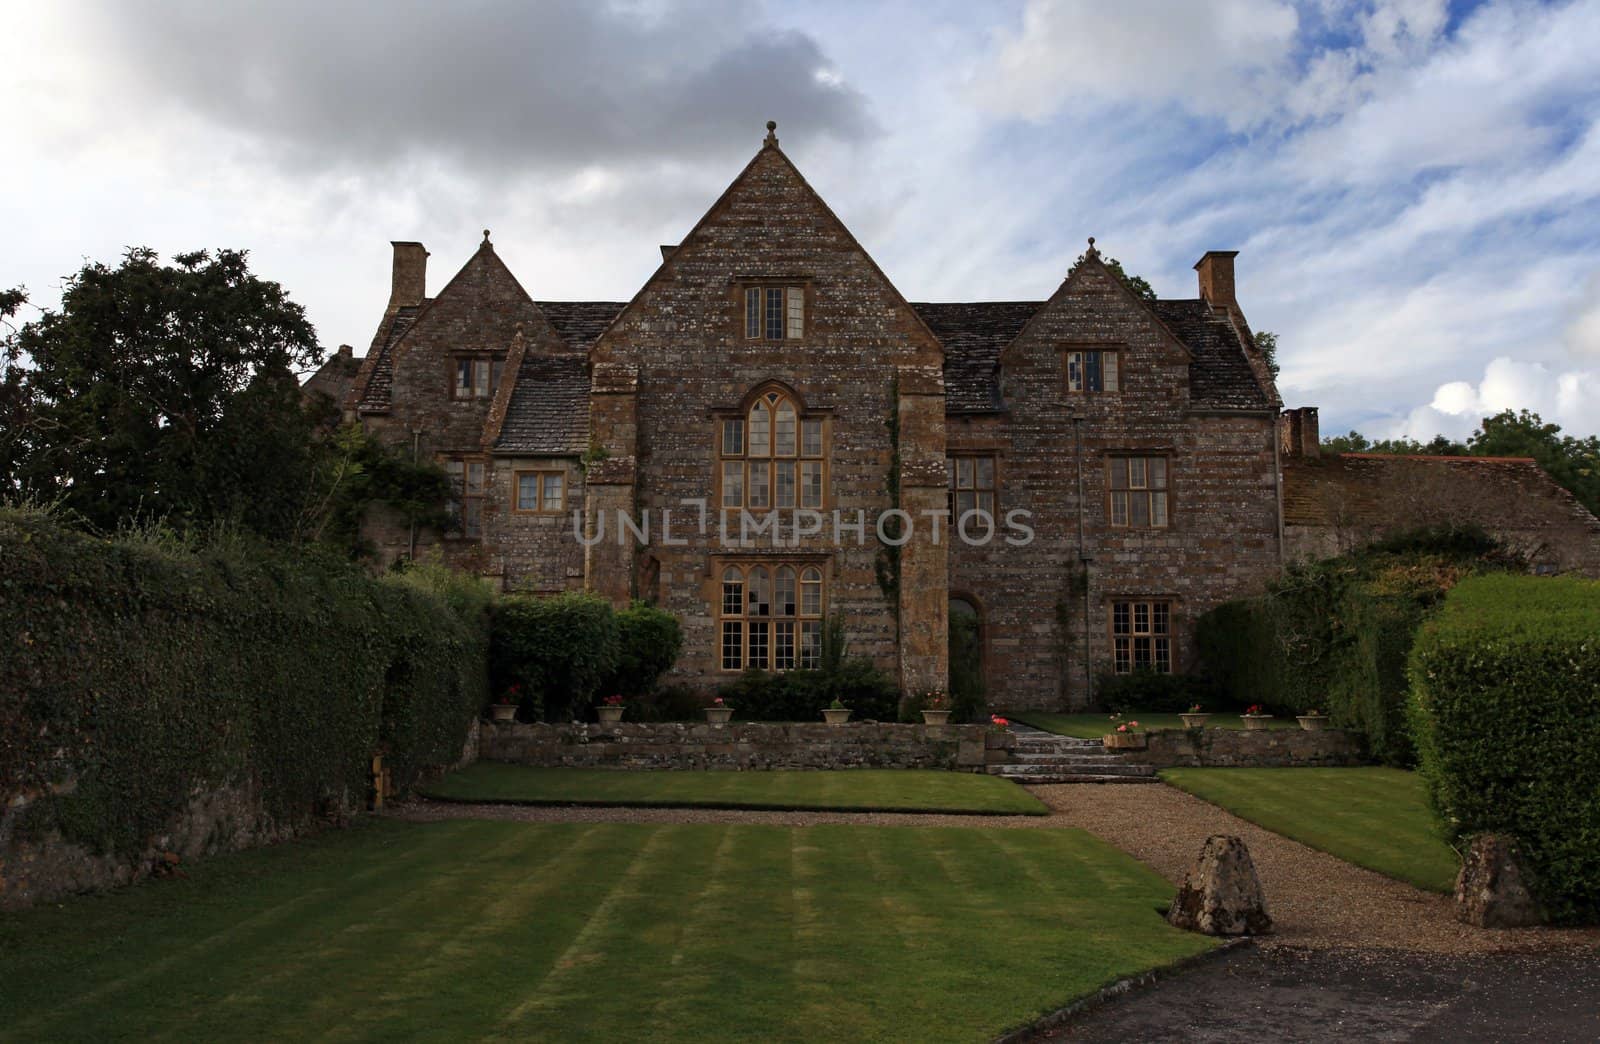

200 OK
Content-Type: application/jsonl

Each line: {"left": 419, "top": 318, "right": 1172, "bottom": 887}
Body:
{"left": 991, "top": 723, "right": 1159, "bottom": 784}
{"left": 993, "top": 772, "right": 1159, "bottom": 784}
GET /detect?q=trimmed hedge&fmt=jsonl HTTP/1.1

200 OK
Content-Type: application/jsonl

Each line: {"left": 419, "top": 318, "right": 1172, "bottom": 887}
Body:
{"left": 718, "top": 660, "right": 900, "bottom": 722}
{"left": 1409, "top": 574, "right": 1600, "bottom": 923}
{"left": 490, "top": 592, "right": 620, "bottom": 722}
{"left": 608, "top": 602, "right": 684, "bottom": 700}
{"left": 1196, "top": 540, "right": 1499, "bottom": 764}
{"left": 0, "top": 511, "right": 487, "bottom": 858}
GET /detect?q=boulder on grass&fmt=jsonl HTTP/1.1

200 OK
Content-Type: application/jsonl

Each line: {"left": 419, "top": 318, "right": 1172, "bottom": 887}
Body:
{"left": 1166, "top": 834, "right": 1272, "bottom": 936}
{"left": 1455, "top": 834, "right": 1544, "bottom": 928}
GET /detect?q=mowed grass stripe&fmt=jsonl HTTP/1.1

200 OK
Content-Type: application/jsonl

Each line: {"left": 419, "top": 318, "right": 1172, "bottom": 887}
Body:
{"left": 421, "top": 764, "right": 1048, "bottom": 815}
{"left": 2, "top": 820, "right": 1216, "bottom": 1043}
{"left": 1159, "top": 767, "right": 1459, "bottom": 893}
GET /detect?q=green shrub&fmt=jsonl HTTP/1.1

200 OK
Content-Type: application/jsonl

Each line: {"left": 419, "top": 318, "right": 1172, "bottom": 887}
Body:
{"left": 1409, "top": 574, "right": 1600, "bottom": 923}
{"left": 607, "top": 601, "right": 683, "bottom": 699}
{"left": 1096, "top": 670, "right": 1210, "bottom": 713}
{"left": 1196, "top": 533, "right": 1512, "bottom": 764}
{"left": 716, "top": 658, "right": 901, "bottom": 722}
{"left": 0, "top": 511, "right": 486, "bottom": 858}
{"left": 490, "top": 592, "right": 620, "bottom": 722}
{"left": 627, "top": 682, "right": 703, "bottom": 722}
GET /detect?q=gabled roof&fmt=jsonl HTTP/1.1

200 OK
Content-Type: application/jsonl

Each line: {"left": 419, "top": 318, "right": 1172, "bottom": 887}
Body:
{"left": 1151, "top": 299, "right": 1274, "bottom": 412}
{"left": 353, "top": 304, "right": 423, "bottom": 411}
{"left": 536, "top": 302, "right": 626, "bottom": 351}
{"left": 493, "top": 353, "right": 591, "bottom": 455}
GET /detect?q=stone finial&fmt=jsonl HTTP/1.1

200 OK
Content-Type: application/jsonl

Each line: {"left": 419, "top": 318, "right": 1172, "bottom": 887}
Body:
{"left": 482, "top": 229, "right": 492, "bottom": 246}
{"left": 1167, "top": 835, "right": 1272, "bottom": 936}
{"left": 764, "top": 120, "right": 778, "bottom": 147}
{"left": 1086, "top": 236, "right": 1099, "bottom": 257}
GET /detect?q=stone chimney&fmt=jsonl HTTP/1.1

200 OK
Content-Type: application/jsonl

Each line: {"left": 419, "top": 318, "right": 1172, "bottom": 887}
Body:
{"left": 389, "top": 241, "right": 428, "bottom": 310}
{"left": 1278, "top": 407, "right": 1321, "bottom": 459}
{"left": 336, "top": 343, "right": 353, "bottom": 364}
{"left": 1194, "top": 250, "right": 1239, "bottom": 312}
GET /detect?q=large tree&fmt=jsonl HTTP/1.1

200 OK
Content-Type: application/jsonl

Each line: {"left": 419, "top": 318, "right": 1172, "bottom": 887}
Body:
{"left": 2, "top": 248, "right": 321, "bottom": 536}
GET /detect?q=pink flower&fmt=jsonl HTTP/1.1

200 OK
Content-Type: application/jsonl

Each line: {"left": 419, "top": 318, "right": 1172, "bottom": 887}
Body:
{"left": 1117, "top": 724, "right": 1128, "bottom": 733}
{"left": 1129, "top": 721, "right": 1139, "bottom": 728}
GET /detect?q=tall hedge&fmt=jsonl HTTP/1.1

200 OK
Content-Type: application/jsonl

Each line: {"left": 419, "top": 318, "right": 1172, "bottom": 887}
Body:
{"left": 0, "top": 511, "right": 487, "bottom": 857}
{"left": 490, "top": 592, "right": 621, "bottom": 721}
{"left": 1408, "top": 574, "right": 1600, "bottom": 923}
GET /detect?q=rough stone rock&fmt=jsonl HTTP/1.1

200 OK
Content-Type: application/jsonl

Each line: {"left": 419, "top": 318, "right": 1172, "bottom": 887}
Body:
{"left": 1166, "top": 834, "right": 1273, "bottom": 936}
{"left": 1455, "top": 834, "right": 1544, "bottom": 928}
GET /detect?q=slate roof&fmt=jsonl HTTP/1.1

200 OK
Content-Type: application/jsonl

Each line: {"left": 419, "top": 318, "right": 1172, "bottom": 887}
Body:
{"left": 911, "top": 302, "right": 1038, "bottom": 413}
{"left": 356, "top": 305, "right": 423, "bottom": 411}
{"left": 911, "top": 297, "right": 1274, "bottom": 414}
{"left": 535, "top": 302, "right": 626, "bottom": 351}
{"left": 1151, "top": 299, "right": 1274, "bottom": 412}
{"left": 494, "top": 353, "right": 591, "bottom": 455}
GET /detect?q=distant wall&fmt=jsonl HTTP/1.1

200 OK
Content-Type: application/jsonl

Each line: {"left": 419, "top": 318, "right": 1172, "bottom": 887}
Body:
{"left": 479, "top": 721, "right": 999, "bottom": 771}
{"left": 1121, "top": 727, "right": 1365, "bottom": 768}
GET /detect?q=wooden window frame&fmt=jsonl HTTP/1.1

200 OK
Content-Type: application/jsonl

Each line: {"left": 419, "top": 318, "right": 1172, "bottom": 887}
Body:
{"left": 717, "top": 560, "right": 827, "bottom": 672}
{"left": 716, "top": 387, "right": 829, "bottom": 516}
{"left": 450, "top": 355, "right": 505, "bottom": 400}
{"left": 513, "top": 468, "right": 567, "bottom": 515}
{"left": 1106, "top": 455, "right": 1171, "bottom": 529}
{"left": 1063, "top": 345, "right": 1121, "bottom": 395}
{"left": 739, "top": 282, "right": 808, "bottom": 342}
{"left": 947, "top": 453, "right": 1000, "bottom": 522}
{"left": 443, "top": 456, "right": 487, "bottom": 539}
{"left": 1107, "top": 599, "right": 1174, "bottom": 674}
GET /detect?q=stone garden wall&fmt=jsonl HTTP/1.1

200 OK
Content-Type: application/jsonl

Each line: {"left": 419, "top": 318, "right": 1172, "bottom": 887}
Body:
{"left": 1121, "top": 727, "right": 1365, "bottom": 768}
{"left": 479, "top": 721, "right": 1002, "bottom": 771}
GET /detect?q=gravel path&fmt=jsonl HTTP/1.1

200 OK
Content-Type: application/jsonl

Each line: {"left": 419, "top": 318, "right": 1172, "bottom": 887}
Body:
{"left": 392, "top": 784, "right": 1600, "bottom": 955}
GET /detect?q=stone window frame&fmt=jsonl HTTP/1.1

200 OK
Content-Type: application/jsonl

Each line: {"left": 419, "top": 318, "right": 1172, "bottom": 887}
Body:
{"left": 443, "top": 455, "right": 487, "bottom": 539}
{"left": 451, "top": 354, "right": 506, "bottom": 400}
{"left": 512, "top": 468, "right": 567, "bottom": 515}
{"left": 1106, "top": 453, "right": 1172, "bottom": 529}
{"left": 734, "top": 278, "right": 810, "bottom": 342}
{"left": 1105, "top": 597, "right": 1176, "bottom": 674}
{"left": 714, "top": 383, "right": 830, "bottom": 516}
{"left": 715, "top": 556, "right": 829, "bottom": 672}
{"left": 1062, "top": 343, "right": 1122, "bottom": 395}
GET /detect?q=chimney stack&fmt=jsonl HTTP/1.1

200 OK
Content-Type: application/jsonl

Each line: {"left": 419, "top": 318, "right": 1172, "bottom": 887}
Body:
{"left": 1194, "top": 250, "right": 1239, "bottom": 312}
{"left": 1278, "top": 407, "right": 1321, "bottom": 459}
{"left": 389, "top": 241, "right": 428, "bottom": 310}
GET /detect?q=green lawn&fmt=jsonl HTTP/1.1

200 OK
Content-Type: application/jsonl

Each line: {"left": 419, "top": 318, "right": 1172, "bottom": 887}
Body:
{"left": 0, "top": 819, "right": 1214, "bottom": 1042}
{"left": 421, "top": 764, "right": 1049, "bottom": 815}
{"left": 1159, "top": 767, "right": 1459, "bottom": 893}
{"left": 1012, "top": 712, "right": 1300, "bottom": 739}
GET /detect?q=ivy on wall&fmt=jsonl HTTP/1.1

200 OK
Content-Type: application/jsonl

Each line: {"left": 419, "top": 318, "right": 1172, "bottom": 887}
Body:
{"left": 0, "top": 510, "right": 488, "bottom": 857}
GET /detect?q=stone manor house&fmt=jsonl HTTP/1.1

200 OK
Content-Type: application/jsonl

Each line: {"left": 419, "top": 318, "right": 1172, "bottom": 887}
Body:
{"left": 310, "top": 123, "right": 1600, "bottom": 710}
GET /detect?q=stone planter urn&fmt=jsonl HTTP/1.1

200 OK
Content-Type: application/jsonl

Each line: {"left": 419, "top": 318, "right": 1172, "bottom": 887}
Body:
{"left": 1103, "top": 731, "right": 1147, "bottom": 750}
{"left": 597, "top": 705, "right": 624, "bottom": 725}
{"left": 705, "top": 706, "right": 734, "bottom": 724}
{"left": 1180, "top": 713, "right": 1211, "bottom": 729}
{"left": 1296, "top": 714, "right": 1328, "bottom": 731}
{"left": 921, "top": 709, "right": 952, "bottom": 725}
{"left": 1241, "top": 714, "right": 1273, "bottom": 731}
{"left": 823, "top": 707, "right": 852, "bottom": 725}
{"left": 490, "top": 704, "right": 517, "bottom": 724}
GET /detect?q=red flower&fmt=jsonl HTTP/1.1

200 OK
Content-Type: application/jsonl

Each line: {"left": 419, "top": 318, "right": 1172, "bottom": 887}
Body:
{"left": 990, "top": 715, "right": 1010, "bottom": 727}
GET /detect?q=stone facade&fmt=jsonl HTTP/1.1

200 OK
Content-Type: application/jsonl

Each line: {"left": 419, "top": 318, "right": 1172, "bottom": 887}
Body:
{"left": 337, "top": 121, "right": 1555, "bottom": 712}
{"left": 478, "top": 721, "right": 993, "bottom": 772}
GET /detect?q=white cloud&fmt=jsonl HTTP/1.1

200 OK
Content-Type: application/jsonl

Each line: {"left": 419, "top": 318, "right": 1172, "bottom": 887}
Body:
{"left": 1568, "top": 274, "right": 1600, "bottom": 358}
{"left": 1396, "top": 357, "right": 1600, "bottom": 441}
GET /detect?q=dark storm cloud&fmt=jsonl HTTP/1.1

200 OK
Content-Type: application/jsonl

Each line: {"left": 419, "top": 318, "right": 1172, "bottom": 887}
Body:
{"left": 89, "top": 0, "right": 874, "bottom": 171}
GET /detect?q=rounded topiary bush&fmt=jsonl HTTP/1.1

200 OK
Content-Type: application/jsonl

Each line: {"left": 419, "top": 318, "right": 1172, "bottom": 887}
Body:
{"left": 491, "top": 591, "right": 620, "bottom": 722}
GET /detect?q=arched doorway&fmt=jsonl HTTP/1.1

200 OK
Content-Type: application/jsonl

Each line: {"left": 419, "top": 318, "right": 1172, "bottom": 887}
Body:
{"left": 948, "top": 596, "right": 986, "bottom": 721}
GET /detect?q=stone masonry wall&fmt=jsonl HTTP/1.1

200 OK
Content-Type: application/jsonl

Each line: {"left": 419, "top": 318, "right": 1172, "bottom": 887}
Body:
{"left": 479, "top": 721, "right": 994, "bottom": 771}
{"left": 1121, "top": 727, "right": 1365, "bottom": 768}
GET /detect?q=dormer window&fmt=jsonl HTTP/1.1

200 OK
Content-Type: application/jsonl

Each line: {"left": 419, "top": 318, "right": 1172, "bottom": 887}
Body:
{"left": 1065, "top": 348, "right": 1119, "bottom": 394}
{"left": 744, "top": 285, "right": 804, "bottom": 340}
{"left": 453, "top": 356, "right": 504, "bottom": 399}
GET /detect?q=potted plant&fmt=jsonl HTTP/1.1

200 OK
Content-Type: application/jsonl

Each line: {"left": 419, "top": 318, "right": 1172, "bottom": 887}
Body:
{"left": 490, "top": 684, "right": 521, "bottom": 724}
{"left": 1241, "top": 704, "right": 1274, "bottom": 730}
{"left": 705, "top": 696, "right": 734, "bottom": 724}
{"left": 1180, "top": 703, "right": 1211, "bottom": 729}
{"left": 822, "top": 698, "right": 852, "bottom": 725}
{"left": 1296, "top": 708, "right": 1329, "bottom": 731}
{"left": 1103, "top": 718, "right": 1147, "bottom": 750}
{"left": 988, "top": 714, "right": 1011, "bottom": 731}
{"left": 921, "top": 689, "right": 951, "bottom": 725}
{"left": 597, "top": 694, "right": 625, "bottom": 725}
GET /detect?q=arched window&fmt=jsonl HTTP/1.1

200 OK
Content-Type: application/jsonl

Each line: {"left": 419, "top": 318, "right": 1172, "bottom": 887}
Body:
{"left": 720, "top": 388, "right": 827, "bottom": 513}
{"left": 719, "top": 561, "right": 825, "bottom": 671}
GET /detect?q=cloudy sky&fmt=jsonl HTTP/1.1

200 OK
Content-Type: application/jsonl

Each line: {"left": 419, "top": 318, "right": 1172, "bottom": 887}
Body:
{"left": 7, "top": 0, "right": 1600, "bottom": 440}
